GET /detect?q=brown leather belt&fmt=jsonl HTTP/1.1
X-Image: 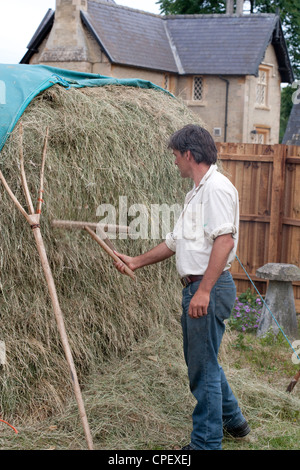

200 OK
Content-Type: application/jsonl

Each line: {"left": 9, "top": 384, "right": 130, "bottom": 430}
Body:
{"left": 180, "top": 275, "right": 203, "bottom": 287}
{"left": 180, "top": 271, "right": 226, "bottom": 287}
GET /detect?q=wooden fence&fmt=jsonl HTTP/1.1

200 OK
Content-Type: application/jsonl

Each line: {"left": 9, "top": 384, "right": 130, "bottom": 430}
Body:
{"left": 216, "top": 143, "right": 300, "bottom": 312}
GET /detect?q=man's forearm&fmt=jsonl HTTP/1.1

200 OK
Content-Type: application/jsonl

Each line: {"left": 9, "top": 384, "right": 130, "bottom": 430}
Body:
{"left": 133, "top": 241, "right": 175, "bottom": 270}
{"left": 114, "top": 241, "right": 174, "bottom": 275}
{"left": 199, "top": 234, "right": 235, "bottom": 293}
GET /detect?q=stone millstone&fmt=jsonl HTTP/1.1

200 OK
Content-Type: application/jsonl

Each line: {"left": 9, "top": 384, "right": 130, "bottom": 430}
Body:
{"left": 256, "top": 263, "right": 300, "bottom": 282}
{"left": 256, "top": 263, "right": 300, "bottom": 340}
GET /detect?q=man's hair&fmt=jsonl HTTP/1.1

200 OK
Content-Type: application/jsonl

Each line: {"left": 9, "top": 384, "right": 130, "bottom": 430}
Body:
{"left": 168, "top": 124, "right": 218, "bottom": 165}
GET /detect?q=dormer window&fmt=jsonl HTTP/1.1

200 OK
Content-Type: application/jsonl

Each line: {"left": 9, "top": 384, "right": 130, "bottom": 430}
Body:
{"left": 193, "top": 76, "right": 203, "bottom": 102}
{"left": 256, "top": 66, "right": 270, "bottom": 108}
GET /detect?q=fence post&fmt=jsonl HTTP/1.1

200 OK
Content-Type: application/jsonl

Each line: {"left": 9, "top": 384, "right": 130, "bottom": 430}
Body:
{"left": 268, "top": 144, "right": 286, "bottom": 262}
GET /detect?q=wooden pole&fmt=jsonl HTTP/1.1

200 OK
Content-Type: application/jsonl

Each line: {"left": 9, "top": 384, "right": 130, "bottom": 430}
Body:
{"left": 84, "top": 226, "right": 136, "bottom": 281}
{"left": 0, "top": 126, "right": 94, "bottom": 450}
{"left": 29, "top": 215, "right": 94, "bottom": 449}
{"left": 0, "top": 170, "right": 31, "bottom": 222}
{"left": 52, "top": 219, "right": 130, "bottom": 234}
{"left": 36, "top": 127, "right": 48, "bottom": 216}
{"left": 19, "top": 124, "right": 35, "bottom": 216}
{"left": 95, "top": 223, "right": 116, "bottom": 252}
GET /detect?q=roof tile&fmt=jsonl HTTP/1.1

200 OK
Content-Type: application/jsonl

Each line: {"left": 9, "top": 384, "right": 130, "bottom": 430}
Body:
{"left": 86, "top": 1, "right": 177, "bottom": 72}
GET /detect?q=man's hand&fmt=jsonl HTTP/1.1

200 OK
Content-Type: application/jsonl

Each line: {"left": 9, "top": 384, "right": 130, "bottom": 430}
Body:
{"left": 188, "top": 287, "right": 210, "bottom": 318}
{"left": 113, "top": 242, "right": 175, "bottom": 275}
{"left": 113, "top": 252, "right": 137, "bottom": 274}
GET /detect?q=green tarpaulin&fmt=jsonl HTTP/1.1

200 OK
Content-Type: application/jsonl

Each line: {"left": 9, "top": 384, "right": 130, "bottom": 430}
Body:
{"left": 0, "top": 64, "right": 170, "bottom": 153}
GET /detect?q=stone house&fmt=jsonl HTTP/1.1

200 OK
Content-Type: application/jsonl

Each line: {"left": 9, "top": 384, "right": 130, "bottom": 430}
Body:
{"left": 20, "top": 0, "right": 294, "bottom": 144}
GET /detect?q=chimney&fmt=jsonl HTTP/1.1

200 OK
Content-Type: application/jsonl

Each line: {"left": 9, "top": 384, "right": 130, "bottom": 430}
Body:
{"left": 226, "top": 0, "right": 245, "bottom": 14}
{"left": 226, "top": 0, "right": 234, "bottom": 14}
{"left": 236, "top": 0, "right": 244, "bottom": 15}
{"left": 39, "top": 0, "right": 90, "bottom": 69}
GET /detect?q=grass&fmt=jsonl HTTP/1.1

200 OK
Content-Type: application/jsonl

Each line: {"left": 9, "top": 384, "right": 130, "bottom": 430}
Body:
{"left": 0, "top": 316, "right": 299, "bottom": 451}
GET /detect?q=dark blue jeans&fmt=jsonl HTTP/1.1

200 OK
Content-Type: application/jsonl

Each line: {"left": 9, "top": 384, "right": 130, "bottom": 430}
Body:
{"left": 181, "top": 271, "right": 246, "bottom": 450}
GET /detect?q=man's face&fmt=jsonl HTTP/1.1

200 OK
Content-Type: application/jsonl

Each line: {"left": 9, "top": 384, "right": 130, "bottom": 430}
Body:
{"left": 173, "top": 149, "right": 191, "bottom": 178}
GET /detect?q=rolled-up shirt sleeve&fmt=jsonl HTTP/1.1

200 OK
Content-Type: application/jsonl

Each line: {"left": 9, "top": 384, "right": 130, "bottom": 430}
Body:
{"left": 203, "top": 187, "right": 238, "bottom": 242}
{"left": 165, "top": 231, "right": 177, "bottom": 252}
{"left": 209, "top": 223, "right": 237, "bottom": 241}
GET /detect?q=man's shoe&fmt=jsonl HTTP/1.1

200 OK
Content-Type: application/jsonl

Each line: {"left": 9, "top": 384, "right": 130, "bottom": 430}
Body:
{"left": 181, "top": 444, "right": 194, "bottom": 450}
{"left": 224, "top": 420, "right": 250, "bottom": 438}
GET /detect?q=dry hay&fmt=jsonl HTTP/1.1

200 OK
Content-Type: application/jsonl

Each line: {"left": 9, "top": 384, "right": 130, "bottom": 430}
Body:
{"left": 1, "top": 324, "right": 299, "bottom": 449}
{"left": 0, "top": 84, "right": 205, "bottom": 420}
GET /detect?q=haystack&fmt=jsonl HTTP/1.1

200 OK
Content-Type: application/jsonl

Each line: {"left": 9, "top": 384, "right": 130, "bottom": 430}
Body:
{"left": 0, "top": 84, "right": 205, "bottom": 419}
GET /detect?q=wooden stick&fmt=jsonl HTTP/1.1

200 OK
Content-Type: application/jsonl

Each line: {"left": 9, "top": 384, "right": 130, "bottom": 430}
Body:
{"left": 96, "top": 224, "right": 116, "bottom": 251}
{"left": 84, "top": 225, "right": 136, "bottom": 281}
{"left": 28, "top": 217, "right": 94, "bottom": 449}
{"left": 0, "top": 170, "right": 30, "bottom": 223}
{"left": 36, "top": 127, "right": 48, "bottom": 217}
{"left": 19, "top": 123, "right": 35, "bottom": 215}
{"left": 52, "top": 219, "right": 130, "bottom": 233}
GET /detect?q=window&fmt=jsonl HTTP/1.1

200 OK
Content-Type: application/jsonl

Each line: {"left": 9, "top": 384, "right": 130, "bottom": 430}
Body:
{"left": 163, "top": 74, "right": 175, "bottom": 94}
{"left": 255, "top": 132, "right": 265, "bottom": 144}
{"left": 256, "top": 67, "right": 269, "bottom": 107}
{"left": 163, "top": 74, "right": 170, "bottom": 91}
{"left": 193, "top": 76, "right": 203, "bottom": 101}
{"left": 213, "top": 128, "right": 222, "bottom": 137}
{"left": 253, "top": 126, "right": 270, "bottom": 144}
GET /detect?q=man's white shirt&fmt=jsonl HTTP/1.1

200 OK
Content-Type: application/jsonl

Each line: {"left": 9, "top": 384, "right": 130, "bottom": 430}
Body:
{"left": 165, "top": 164, "right": 239, "bottom": 278}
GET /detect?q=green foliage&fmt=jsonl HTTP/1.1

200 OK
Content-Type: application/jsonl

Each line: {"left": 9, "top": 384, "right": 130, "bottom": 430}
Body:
{"left": 237, "top": 287, "right": 258, "bottom": 308}
{"left": 231, "top": 333, "right": 254, "bottom": 351}
{"left": 157, "top": 0, "right": 226, "bottom": 15}
{"left": 228, "top": 289, "right": 262, "bottom": 333}
{"left": 259, "top": 329, "right": 287, "bottom": 347}
{"left": 279, "top": 85, "right": 294, "bottom": 142}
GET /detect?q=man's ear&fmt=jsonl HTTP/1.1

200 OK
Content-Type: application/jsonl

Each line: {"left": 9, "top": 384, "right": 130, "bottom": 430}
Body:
{"left": 186, "top": 150, "right": 192, "bottom": 161}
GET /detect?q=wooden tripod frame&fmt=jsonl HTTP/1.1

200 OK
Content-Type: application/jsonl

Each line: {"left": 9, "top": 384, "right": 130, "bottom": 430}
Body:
{"left": 0, "top": 124, "right": 93, "bottom": 450}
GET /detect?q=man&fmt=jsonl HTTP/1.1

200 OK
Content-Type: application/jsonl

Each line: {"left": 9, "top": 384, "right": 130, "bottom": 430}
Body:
{"left": 114, "top": 125, "right": 250, "bottom": 450}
